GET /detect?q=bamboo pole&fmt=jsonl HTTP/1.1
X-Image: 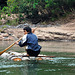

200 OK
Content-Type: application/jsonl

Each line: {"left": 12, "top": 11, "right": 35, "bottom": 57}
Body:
{"left": 0, "top": 37, "right": 22, "bottom": 55}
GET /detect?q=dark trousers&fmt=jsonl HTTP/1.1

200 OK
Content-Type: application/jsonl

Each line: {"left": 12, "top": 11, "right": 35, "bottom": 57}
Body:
{"left": 27, "top": 49, "right": 40, "bottom": 57}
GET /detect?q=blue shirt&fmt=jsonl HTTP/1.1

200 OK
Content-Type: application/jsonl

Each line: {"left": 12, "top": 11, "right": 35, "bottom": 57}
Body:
{"left": 19, "top": 33, "right": 41, "bottom": 51}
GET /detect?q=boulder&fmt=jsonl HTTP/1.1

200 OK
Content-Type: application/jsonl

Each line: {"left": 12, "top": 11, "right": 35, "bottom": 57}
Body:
{"left": 0, "top": 38, "right": 2, "bottom": 41}
{"left": 3, "top": 36, "right": 14, "bottom": 41}
{"left": 17, "top": 34, "right": 22, "bottom": 38}
{"left": 0, "top": 35, "right": 3, "bottom": 38}
{"left": 0, "top": 35, "right": 3, "bottom": 41}
{"left": 2, "top": 33, "right": 9, "bottom": 37}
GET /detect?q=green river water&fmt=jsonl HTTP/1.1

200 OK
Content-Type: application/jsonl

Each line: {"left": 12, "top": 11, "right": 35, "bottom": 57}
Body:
{"left": 0, "top": 41, "right": 75, "bottom": 75}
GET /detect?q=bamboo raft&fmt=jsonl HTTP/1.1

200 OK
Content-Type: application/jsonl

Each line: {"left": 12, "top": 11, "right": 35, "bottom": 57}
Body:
{"left": 0, "top": 51, "right": 55, "bottom": 61}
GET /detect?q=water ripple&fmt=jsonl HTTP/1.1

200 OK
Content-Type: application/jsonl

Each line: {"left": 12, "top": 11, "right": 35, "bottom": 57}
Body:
{"left": 0, "top": 64, "right": 24, "bottom": 69}
{"left": 68, "top": 63, "right": 75, "bottom": 66}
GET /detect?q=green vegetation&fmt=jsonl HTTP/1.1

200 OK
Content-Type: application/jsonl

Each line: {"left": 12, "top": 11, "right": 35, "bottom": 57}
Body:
{"left": 0, "top": 0, "right": 75, "bottom": 25}
{"left": 6, "top": 19, "right": 19, "bottom": 25}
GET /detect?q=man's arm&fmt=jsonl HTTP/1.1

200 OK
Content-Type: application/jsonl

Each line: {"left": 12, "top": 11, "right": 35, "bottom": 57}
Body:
{"left": 32, "top": 27, "right": 37, "bottom": 33}
{"left": 15, "top": 27, "right": 37, "bottom": 45}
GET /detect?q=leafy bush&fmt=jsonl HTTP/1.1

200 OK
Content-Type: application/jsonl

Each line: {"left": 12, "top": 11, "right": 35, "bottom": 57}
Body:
{"left": 6, "top": 0, "right": 75, "bottom": 16}
{"left": 6, "top": 19, "right": 19, "bottom": 25}
{"left": 2, "top": 25, "right": 7, "bottom": 29}
{"left": 0, "top": 0, "right": 75, "bottom": 24}
{"left": 8, "top": 14, "right": 11, "bottom": 16}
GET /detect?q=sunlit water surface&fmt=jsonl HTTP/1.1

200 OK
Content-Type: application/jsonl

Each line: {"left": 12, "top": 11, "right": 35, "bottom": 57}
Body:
{"left": 0, "top": 41, "right": 75, "bottom": 75}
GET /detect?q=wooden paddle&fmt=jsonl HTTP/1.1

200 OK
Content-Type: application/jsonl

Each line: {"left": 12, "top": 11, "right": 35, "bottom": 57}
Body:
{"left": 0, "top": 37, "right": 22, "bottom": 55}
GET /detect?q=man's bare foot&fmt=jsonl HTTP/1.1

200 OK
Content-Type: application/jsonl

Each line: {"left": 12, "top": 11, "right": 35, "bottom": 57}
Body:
{"left": 36, "top": 57, "right": 43, "bottom": 60}
{"left": 26, "top": 54, "right": 29, "bottom": 56}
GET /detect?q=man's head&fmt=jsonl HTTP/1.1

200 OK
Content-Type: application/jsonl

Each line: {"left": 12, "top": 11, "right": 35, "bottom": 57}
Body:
{"left": 23, "top": 26, "right": 32, "bottom": 34}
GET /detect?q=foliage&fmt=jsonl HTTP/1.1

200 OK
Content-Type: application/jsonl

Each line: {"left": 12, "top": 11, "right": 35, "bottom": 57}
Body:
{"left": 0, "top": 0, "right": 75, "bottom": 24}
{"left": 6, "top": 19, "right": 19, "bottom": 25}
{"left": 8, "top": 13, "right": 11, "bottom": 16}
{"left": 2, "top": 25, "right": 7, "bottom": 29}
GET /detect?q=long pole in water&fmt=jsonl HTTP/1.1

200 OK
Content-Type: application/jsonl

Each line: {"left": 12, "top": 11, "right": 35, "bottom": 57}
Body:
{"left": 0, "top": 37, "right": 22, "bottom": 55}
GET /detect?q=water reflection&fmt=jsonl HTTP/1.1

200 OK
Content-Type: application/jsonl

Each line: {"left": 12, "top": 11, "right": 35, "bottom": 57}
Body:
{"left": 0, "top": 57, "right": 75, "bottom": 75}
{"left": 1, "top": 41, "right": 75, "bottom": 53}
{"left": 0, "top": 60, "right": 39, "bottom": 75}
{"left": 20, "top": 60, "right": 38, "bottom": 75}
{"left": 0, "top": 41, "right": 75, "bottom": 75}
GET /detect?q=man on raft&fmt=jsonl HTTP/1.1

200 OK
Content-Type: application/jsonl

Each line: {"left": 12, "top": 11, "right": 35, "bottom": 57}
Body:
{"left": 15, "top": 26, "right": 41, "bottom": 57}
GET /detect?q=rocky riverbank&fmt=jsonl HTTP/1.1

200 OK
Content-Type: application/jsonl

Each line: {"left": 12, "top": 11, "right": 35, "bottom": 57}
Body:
{"left": 0, "top": 19, "right": 75, "bottom": 41}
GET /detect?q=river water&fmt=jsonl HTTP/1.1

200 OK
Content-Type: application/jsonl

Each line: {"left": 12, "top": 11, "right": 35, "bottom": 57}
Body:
{"left": 0, "top": 41, "right": 75, "bottom": 75}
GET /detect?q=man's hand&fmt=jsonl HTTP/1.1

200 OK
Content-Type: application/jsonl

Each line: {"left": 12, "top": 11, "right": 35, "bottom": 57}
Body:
{"left": 15, "top": 41, "right": 19, "bottom": 45}
{"left": 32, "top": 27, "right": 37, "bottom": 33}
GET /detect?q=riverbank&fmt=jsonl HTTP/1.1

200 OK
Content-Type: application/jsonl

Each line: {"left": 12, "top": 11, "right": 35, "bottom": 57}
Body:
{"left": 0, "top": 19, "right": 75, "bottom": 41}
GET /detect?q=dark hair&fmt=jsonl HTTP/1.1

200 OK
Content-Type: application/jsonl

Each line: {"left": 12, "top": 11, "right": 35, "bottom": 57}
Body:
{"left": 23, "top": 26, "right": 32, "bottom": 33}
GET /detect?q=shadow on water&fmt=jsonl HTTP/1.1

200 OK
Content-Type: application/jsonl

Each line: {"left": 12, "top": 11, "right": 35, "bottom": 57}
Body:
{"left": 1, "top": 57, "right": 75, "bottom": 75}
{"left": 1, "top": 41, "right": 75, "bottom": 75}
